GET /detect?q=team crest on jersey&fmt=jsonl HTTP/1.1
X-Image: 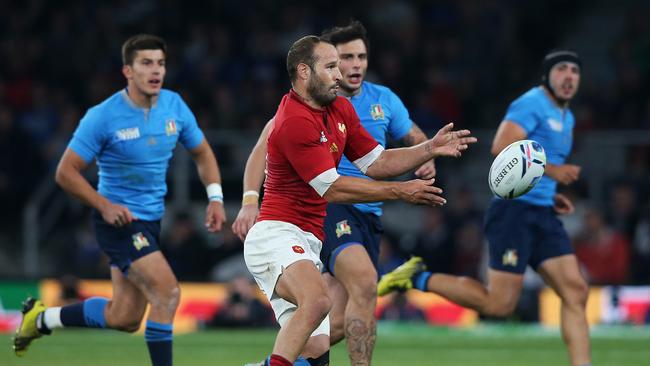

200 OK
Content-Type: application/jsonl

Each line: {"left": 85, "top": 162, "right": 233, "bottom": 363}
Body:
{"left": 330, "top": 143, "right": 339, "bottom": 153}
{"left": 292, "top": 245, "right": 305, "bottom": 254}
{"left": 370, "top": 104, "right": 385, "bottom": 120}
{"left": 132, "top": 232, "right": 150, "bottom": 251}
{"left": 116, "top": 127, "right": 140, "bottom": 141}
{"left": 165, "top": 119, "right": 178, "bottom": 136}
{"left": 502, "top": 249, "right": 518, "bottom": 267}
{"left": 547, "top": 118, "right": 563, "bottom": 132}
{"left": 338, "top": 122, "right": 347, "bottom": 134}
{"left": 320, "top": 131, "right": 328, "bottom": 143}
{"left": 335, "top": 220, "right": 352, "bottom": 238}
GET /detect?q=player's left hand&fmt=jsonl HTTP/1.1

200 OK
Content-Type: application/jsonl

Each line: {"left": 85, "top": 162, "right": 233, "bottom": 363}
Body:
{"left": 415, "top": 159, "right": 436, "bottom": 179}
{"left": 553, "top": 193, "right": 574, "bottom": 215}
{"left": 430, "top": 123, "right": 478, "bottom": 158}
{"left": 205, "top": 201, "right": 227, "bottom": 232}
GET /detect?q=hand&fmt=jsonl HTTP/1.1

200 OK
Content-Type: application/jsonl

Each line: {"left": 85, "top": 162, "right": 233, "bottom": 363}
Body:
{"left": 232, "top": 204, "right": 260, "bottom": 241}
{"left": 100, "top": 202, "right": 137, "bottom": 227}
{"left": 553, "top": 193, "right": 574, "bottom": 215}
{"left": 546, "top": 164, "right": 581, "bottom": 185}
{"left": 415, "top": 159, "right": 436, "bottom": 179}
{"left": 205, "top": 201, "right": 227, "bottom": 232}
{"left": 398, "top": 178, "right": 447, "bottom": 206}
{"left": 429, "top": 123, "right": 478, "bottom": 158}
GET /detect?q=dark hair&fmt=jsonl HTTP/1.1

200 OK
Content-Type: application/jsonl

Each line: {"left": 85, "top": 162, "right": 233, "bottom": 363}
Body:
{"left": 320, "top": 20, "right": 369, "bottom": 53}
{"left": 286, "top": 35, "right": 325, "bottom": 82}
{"left": 121, "top": 34, "right": 167, "bottom": 65}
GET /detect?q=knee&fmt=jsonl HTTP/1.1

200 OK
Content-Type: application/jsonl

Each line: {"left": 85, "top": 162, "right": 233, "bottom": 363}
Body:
{"left": 151, "top": 284, "right": 181, "bottom": 314}
{"left": 563, "top": 278, "right": 590, "bottom": 308}
{"left": 484, "top": 298, "right": 518, "bottom": 318}
{"left": 347, "top": 272, "right": 378, "bottom": 306}
{"left": 303, "top": 294, "right": 332, "bottom": 322}
{"left": 111, "top": 318, "right": 142, "bottom": 333}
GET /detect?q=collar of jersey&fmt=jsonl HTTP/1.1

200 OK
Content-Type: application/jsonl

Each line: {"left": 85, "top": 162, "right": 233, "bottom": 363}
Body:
{"left": 121, "top": 88, "right": 158, "bottom": 111}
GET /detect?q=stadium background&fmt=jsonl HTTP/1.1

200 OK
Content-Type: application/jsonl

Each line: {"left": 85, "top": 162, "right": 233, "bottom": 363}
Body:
{"left": 1, "top": 0, "right": 649, "bottom": 365}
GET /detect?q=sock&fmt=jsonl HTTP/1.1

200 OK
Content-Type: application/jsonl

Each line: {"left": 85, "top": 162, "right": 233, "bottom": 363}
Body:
{"left": 269, "top": 354, "right": 292, "bottom": 366}
{"left": 307, "top": 351, "right": 329, "bottom": 366}
{"left": 145, "top": 320, "right": 173, "bottom": 366}
{"left": 36, "top": 307, "right": 61, "bottom": 334}
{"left": 59, "top": 297, "right": 108, "bottom": 328}
{"left": 414, "top": 271, "right": 433, "bottom": 292}
{"left": 295, "top": 356, "right": 310, "bottom": 365}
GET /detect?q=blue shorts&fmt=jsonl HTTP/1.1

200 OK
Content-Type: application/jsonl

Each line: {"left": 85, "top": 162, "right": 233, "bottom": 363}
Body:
{"left": 92, "top": 211, "right": 161, "bottom": 274}
{"left": 321, "top": 203, "right": 383, "bottom": 275}
{"left": 484, "top": 198, "right": 573, "bottom": 274}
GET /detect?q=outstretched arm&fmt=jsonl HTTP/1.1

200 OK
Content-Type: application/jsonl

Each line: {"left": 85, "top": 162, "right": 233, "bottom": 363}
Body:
{"left": 189, "top": 139, "right": 227, "bottom": 232}
{"left": 322, "top": 175, "right": 446, "bottom": 206}
{"left": 232, "top": 118, "right": 273, "bottom": 241}
{"left": 400, "top": 122, "right": 436, "bottom": 179}
{"left": 366, "top": 123, "right": 476, "bottom": 179}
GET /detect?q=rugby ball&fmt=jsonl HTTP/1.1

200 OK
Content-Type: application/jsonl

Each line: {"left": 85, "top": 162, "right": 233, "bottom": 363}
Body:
{"left": 488, "top": 140, "right": 546, "bottom": 199}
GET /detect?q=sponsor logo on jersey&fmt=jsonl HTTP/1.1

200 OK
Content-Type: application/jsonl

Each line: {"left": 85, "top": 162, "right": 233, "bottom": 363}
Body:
{"left": 370, "top": 104, "right": 385, "bottom": 120}
{"left": 116, "top": 127, "right": 140, "bottom": 141}
{"left": 292, "top": 245, "right": 305, "bottom": 254}
{"left": 132, "top": 232, "right": 150, "bottom": 251}
{"left": 335, "top": 220, "right": 352, "bottom": 238}
{"left": 338, "top": 122, "right": 346, "bottom": 134}
{"left": 547, "top": 118, "right": 563, "bottom": 132}
{"left": 330, "top": 143, "right": 338, "bottom": 153}
{"left": 320, "top": 131, "right": 328, "bottom": 143}
{"left": 502, "top": 249, "right": 518, "bottom": 267}
{"left": 165, "top": 119, "right": 178, "bottom": 136}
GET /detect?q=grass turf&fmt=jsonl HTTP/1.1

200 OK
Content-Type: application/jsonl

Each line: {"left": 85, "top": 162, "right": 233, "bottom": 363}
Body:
{"left": 1, "top": 322, "right": 649, "bottom": 365}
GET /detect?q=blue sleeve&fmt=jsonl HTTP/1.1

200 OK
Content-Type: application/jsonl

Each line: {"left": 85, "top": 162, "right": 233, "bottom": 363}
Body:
{"left": 385, "top": 90, "right": 413, "bottom": 140}
{"left": 503, "top": 97, "right": 539, "bottom": 133}
{"left": 68, "top": 107, "right": 104, "bottom": 163}
{"left": 177, "top": 95, "right": 204, "bottom": 150}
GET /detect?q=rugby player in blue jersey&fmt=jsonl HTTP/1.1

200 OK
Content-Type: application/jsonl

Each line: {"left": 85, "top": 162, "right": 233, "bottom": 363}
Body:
{"left": 13, "top": 34, "right": 227, "bottom": 366}
{"left": 378, "top": 50, "right": 592, "bottom": 366}
{"left": 233, "top": 21, "right": 436, "bottom": 366}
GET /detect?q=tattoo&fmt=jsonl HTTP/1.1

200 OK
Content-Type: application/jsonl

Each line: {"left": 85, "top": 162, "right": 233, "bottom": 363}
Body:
{"left": 401, "top": 123, "right": 427, "bottom": 146}
{"left": 345, "top": 317, "right": 377, "bottom": 366}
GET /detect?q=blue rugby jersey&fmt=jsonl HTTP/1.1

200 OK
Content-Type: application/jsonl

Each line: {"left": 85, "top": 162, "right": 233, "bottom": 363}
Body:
{"left": 68, "top": 89, "right": 204, "bottom": 220}
{"left": 503, "top": 86, "right": 575, "bottom": 206}
{"left": 339, "top": 81, "right": 413, "bottom": 216}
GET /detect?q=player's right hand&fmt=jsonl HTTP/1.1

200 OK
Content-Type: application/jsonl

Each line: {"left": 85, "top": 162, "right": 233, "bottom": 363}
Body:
{"left": 547, "top": 164, "right": 581, "bottom": 185}
{"left": 100, "top": 202, "right": 137, "bottom": 227}
{"left": 398, "top": 178, "right": 446, "bottom": 206}
{"left": 232, "top": 204, "right": 260, "bottom": 242}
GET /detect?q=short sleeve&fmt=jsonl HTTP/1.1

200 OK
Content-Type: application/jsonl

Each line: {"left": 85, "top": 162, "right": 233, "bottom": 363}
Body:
{"left": 503, "top": 97, "right": 540, "bottom": 133}
{"left": 386, "top": 90, "right": 413, "bottom": 140}
{"left": 275, "top": 118, "right": 337, "bottom": 183}
{"left": 343, "top": 102, "right": 380, "bottom": 162}
{"left": 68, "top": 107, "right": 104, "bottom": 163}
{"left": 177, "top": 96, "right": 204, "bottom": 150}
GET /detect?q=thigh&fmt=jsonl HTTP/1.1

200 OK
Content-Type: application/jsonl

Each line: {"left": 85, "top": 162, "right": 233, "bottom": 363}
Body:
{"left": 537, "top": 254, "right": 587, "bottom": 299}
{"left": 485, "top": 199, "right": 535, "bottom": 274}
{"left": 333, "top": 245, "right": 378, "bottom": 292}
{"left": 128, "top": 251, "right": 179, "bottom": 299}
{"left": 486, "top": 268, "right": 525, "bottom": 310}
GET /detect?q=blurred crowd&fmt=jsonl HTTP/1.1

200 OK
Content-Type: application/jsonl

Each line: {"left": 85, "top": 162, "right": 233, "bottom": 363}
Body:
{"left": 1, "top": 0, "right": 649, "bottom": 289}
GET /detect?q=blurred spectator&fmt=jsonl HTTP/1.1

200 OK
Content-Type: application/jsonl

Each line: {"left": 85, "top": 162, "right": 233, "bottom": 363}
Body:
{"left": 574, "top": 206, "right": 630, "bottom": 285}
{"left": 631, "top": 204, "right": 650, "bottom": 283}
{"left": 378, "top": 292, "right": 426, "bottom": 322}
{"left": 161, "top": 211, "right": 215, "bottom": 282}
{"left": 206, "top": 276, "right": 274, "bottom": 328}
{"left": 58, "top": 274, "right": 84, "bottom": 306}
{"left": 412, "top": 207, "right": 454, "bottom": 273}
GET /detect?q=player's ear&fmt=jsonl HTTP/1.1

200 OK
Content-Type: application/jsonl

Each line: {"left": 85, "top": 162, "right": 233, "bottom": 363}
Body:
{"left": 297, "top": 62, "right": 311, "bottom": 81}
{"left": 122, "top": 64, "right": 132, "bottom": 80}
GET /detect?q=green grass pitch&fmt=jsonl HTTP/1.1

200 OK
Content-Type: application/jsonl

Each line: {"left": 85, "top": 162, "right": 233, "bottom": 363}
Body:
{"left": 2, "top": 322, "right": 649, "bottom": 365}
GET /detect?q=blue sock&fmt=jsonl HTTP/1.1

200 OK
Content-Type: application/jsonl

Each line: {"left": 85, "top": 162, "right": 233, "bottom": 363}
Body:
{"left": 145, "top": 320, "right": 173, "bottom": 366}
{"left": 295, "top": 356, "right": 310, "bottom": 365}
{"left": 60, "top": 297, "right": 108, "bottom": 328}
{"left": 414, "top": 271, "right": 433, "bottom": 292}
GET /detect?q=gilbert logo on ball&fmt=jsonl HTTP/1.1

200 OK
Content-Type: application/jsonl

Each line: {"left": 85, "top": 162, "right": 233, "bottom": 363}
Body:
{"left": 488, "top": 140, "right": 546, "bottom": 199}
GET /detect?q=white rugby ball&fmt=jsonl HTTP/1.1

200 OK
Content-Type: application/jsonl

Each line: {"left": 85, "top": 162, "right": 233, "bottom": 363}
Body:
{"left": 488, "top": 140, "right": 546, "bottom": 199}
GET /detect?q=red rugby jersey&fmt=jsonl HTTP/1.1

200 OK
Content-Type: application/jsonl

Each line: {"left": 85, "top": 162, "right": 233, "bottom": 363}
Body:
{"left": 257, "top": 89, "right": 378, "bottom": 240}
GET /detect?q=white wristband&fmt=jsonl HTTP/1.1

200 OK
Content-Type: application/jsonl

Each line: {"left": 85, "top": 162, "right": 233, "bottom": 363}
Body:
{"left": 243, "top": 190, "right": 260, "bottom": 198}
{"left": 206, "top": 183, "right": 223, "bottom": 203}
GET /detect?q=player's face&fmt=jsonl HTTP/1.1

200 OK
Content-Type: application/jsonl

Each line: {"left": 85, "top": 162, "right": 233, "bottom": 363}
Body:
{"left": 123, "top": 49, "right": 166, "bottom": 97}
{"left": 335, "top": 39, "right": 368, "bottom": 96}
{"left": 306, "top": 43, "right": 341, "bottom": 106}
{"left": 549, "top": 61, "right": 580, "bottom": 101}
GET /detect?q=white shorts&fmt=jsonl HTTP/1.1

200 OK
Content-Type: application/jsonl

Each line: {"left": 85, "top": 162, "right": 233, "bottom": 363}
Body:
{"left": 244, "top": 220, "right": 329, "bottom": 336}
